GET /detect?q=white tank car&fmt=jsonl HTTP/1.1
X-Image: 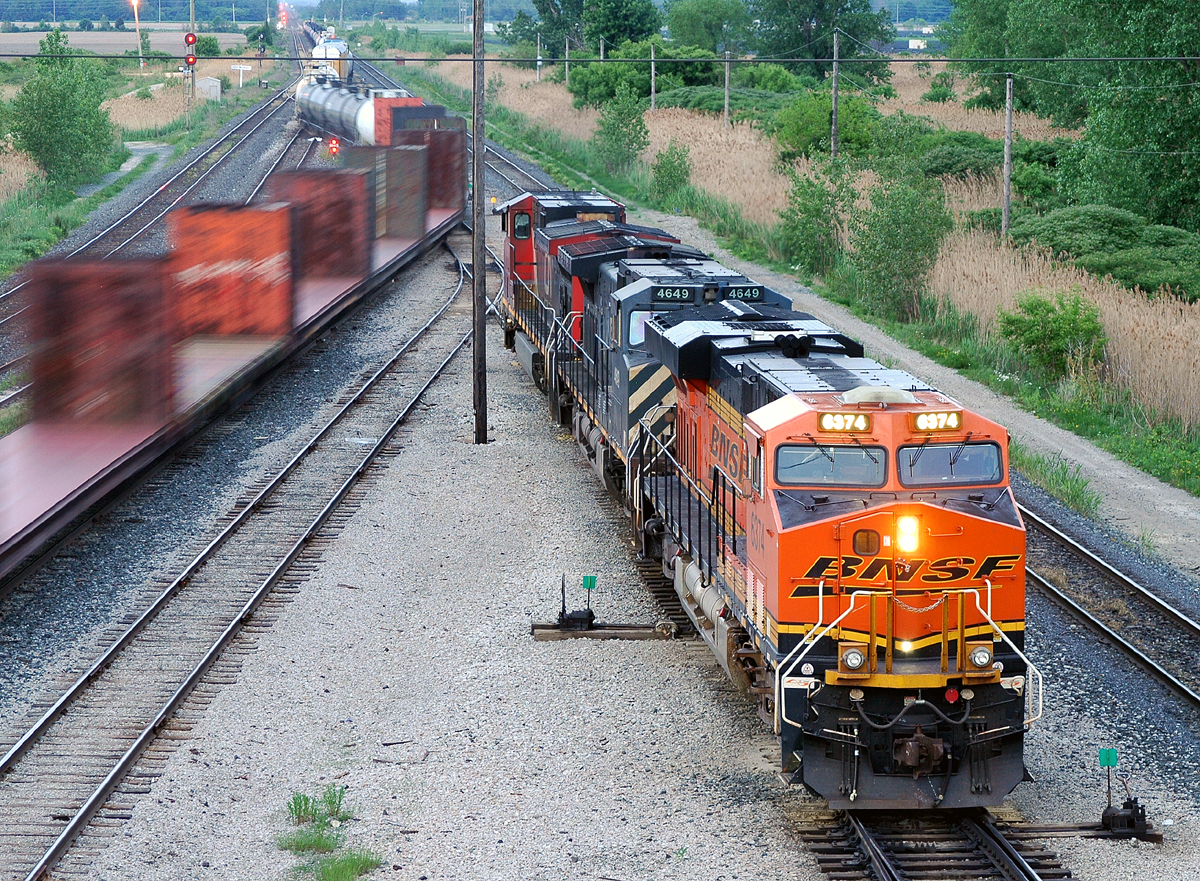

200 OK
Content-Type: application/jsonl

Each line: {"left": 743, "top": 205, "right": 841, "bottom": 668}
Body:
{"left": 294, "top": 81, "right": 413, "bottom": 146}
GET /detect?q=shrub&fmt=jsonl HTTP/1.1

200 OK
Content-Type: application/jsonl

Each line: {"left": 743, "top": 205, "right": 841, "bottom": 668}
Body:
{"left": 997, "top": 288, "right": 1107, "bottom": 379}
{"left": 567, "top": 39, "right": 720, "bottom": 108}
{"left": 780, "top": 161, "right": 852, "bottom": 276}
{"left": 918, "top": 144, "right": 1000, "bottom": 177}
{"left": 650, "top": 138, "right": 691, "bottom": 204}
{"left": 774, "top": 91, "right": 881, "bottom": 159}
{"left": 591, "top": 82, "right": 648, "bottom": 172}
{"left": 922, "top": 83, "right": 955, "bottom": 103}
{"left": 733, "top": 62, "right": 807, "bottom": 93}
{"left": 921, "top": 69, "right": 957, "bottom": 103}
{"left": 1009, "top": 204, "right": 1146, "bottom": 256}
{"left": 1011, "top": 161, "right": 1062, "bottom": 212}
{"left": 195, "top": 35, "right": 220, "bottom": 57}
{"left": 655, "top": 85, "right": 792, "bottom": 118}
{"left": 77, "top": 18, "right": 92, "bottom": 30}
{"left": 850, "top": 173, "right": 952, "bottom": 321}
{"left": 11, "top": 29, "right": 116, "bottom": 184}
{"left": 286, "top": 792, "right": 321, "bottom": 825}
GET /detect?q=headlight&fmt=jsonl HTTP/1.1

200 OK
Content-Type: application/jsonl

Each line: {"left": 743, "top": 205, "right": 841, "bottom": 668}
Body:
{"left": 842, "top": 648, "right": 866, "bottom": 670}
{"left": 969, "top": 646, "right": 993, "bottom": 668}
{"left": 897, "top": 516, "right": 919, "bottom": 552}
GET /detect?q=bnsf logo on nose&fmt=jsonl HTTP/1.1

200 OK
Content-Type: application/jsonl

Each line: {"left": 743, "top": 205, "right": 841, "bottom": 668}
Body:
{"left": 799, "top": 554, "right": 1022, "bottom": 584}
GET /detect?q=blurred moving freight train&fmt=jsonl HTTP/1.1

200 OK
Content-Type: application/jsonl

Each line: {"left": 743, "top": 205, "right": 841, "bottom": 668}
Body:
{"left": 496, "top": 190, "right": 1041, "bottom": 810}
{"left": 0, "top": 122, "right": 466, "bottom": 585}
{"left": 294, "top": 32, "right": 461, "bottom": 148}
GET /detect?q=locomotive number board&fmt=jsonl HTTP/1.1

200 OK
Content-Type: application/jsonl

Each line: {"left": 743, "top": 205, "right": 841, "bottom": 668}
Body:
{"left": 724, "top": 285, "right": 764, "bottom": 301}
{"left": 651, "top": 286, "right": 695, "bottom": 302}
{"left": 913, "top": 410, "right": 963, "bottom": 432}
{"left": 818, "top": 412, "right": 872, "bottom": 432}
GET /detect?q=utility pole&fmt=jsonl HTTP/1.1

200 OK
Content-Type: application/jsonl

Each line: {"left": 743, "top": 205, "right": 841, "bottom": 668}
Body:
{"left": 650, "top": 42, "right": 655, "bottom": 111}
{"left": 565, "top": 36, "right": 569, "bottom": 86}
{"left": 1002, "top": 73, "right": 1014, "bottom": 236}
{"left": 831, "top": 30, "right": 840, "bottom": 158}
{"left": 536, "top": 32, "right": 541, "bottom": 82}
{"left": 471, "top": 0, "right": 488, "bottom": 444}
{"left": 723, "top": 50, "right": 730, "bottom": 127}
{"left": 190, "top": 0, "right": 195, "bottom": 38}
{"left": 600, "top": 36, "right": 604, "bottom": 60}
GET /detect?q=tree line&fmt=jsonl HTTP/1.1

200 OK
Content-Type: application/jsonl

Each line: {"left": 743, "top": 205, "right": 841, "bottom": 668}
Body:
{"left": 945, "top": 0, "right": 1200, "bottom": 232}
{"left": 499, "top": 0, "right": 895, "bottom": 78}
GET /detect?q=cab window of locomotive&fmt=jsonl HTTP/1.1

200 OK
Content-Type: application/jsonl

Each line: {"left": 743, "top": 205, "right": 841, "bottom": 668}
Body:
{"left": 775, "top": 443, "right": 887, "bottom": 487}
{"left": 750, "top": 438, "right": 763, "bottom": 496}
{"left": 513, "top": 211, "right": 531, "bottom": 240}
{"left": 896, "top": 441, "right": 1002, "bottom": 487}
{"left": 628, "top": 310, "right": 658, "bottom": 347}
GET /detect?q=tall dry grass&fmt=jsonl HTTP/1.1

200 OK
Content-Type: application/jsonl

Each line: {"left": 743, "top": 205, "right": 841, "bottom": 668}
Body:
{"left": 931, "top": 228, "right": 1200, "bottom": 428}
{"left": 421, "top": 56, "right": 789, "bottom": 224}
{"left": 0, "top": 140, "right": 43, "bottom": 203}
{"left": 884, "top": 60, "right": 1075, "bottom": 142}
{"left": 103, "top": 81, "right": 203, "bottom": 133}
{"left": 417, "top": 55, "right": 598, "bottom": 142}
{"left": 645, "top": 109, "right": 787, "bottom": 225}
{"left": 942, "top": 170, "right": 1002, "bottom": 217}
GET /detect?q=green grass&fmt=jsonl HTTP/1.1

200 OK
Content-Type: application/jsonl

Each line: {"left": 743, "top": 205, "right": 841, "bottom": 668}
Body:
{"left": 286, "top": 792, "right": 321, "bottom": 825}
{"left": 278, "top": 823, "right": 342, "bottom": 855}
{"left": 0, "top": 404, "right": 28, "bottom": 437}
{"left": 311, "top": 849, "right": 381, "bottom": 881}
{"left": 1009, "top": 439, "right": 1102, "bottom": 518}
{"left": 0, "top": 148, "right": 155, "bottom": 277}
{"left": 278, "top": 787, "right": 378, "bottom": 880}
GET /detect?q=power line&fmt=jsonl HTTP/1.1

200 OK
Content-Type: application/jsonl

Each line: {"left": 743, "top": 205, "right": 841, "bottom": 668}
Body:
{"left": 990, "top": 71, "right": 1200, "bottom": 92}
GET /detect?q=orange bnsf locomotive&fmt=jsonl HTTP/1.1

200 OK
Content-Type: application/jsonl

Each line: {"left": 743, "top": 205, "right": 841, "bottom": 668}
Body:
{"left": 497, "top": 192, "right": 1040, "bottom": 810}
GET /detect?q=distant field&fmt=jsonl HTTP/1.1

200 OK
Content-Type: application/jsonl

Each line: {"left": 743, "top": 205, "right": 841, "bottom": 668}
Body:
{"left": 0, "top": 29, "right": 247, "bottom": 55}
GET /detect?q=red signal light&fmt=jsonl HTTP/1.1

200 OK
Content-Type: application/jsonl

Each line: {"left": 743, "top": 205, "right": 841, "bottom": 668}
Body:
{"left": 328, "top": 137, "right": 339, "bottom": 157}
{"left": 184, "top": 32, "right": 197, "bottom": 46}
{"left": 185, "top": 54, "right": 197, "bottom": 67}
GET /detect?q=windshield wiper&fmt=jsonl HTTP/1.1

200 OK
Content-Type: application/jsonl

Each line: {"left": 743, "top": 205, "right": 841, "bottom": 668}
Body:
{"left": 906, "top": 434, "right": 932, "bottom": 473}
{"left": 851, "top": 437, "right": 879, "bottom": 465}
{"left": 801, "top": 433, "right": 834, "bottom": 464}
{"left": 949, "top": 431, "right": 976, "bottom": 473}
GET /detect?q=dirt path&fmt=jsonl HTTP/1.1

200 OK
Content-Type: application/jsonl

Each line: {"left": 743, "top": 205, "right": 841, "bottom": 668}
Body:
{"left": 631, "top": 207, "right": 1200, "bottom": 582}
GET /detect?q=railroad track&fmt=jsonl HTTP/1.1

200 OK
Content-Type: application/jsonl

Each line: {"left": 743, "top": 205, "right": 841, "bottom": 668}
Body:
{"left": 800, "top": 810, "right": 1070, "bottom": 881}
{"left": 1019, "top": 503, "right": 1200, "bottom": 710}
{"left": 352, "top": 56, "right": 552, "bottom": 196}
{"left": 0, "top": 236, "right": 475, "bottom": 881}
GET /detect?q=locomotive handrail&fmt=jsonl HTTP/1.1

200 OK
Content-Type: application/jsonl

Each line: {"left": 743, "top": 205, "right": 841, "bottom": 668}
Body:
{"left": 776, "top": 590, "right": 873, "bottom": 734}
{"left": 967, "top": 588, "right": 1044, "bottom": 727}
{"left": 774, "top": 584, "right": 1041, "bottom": 733}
